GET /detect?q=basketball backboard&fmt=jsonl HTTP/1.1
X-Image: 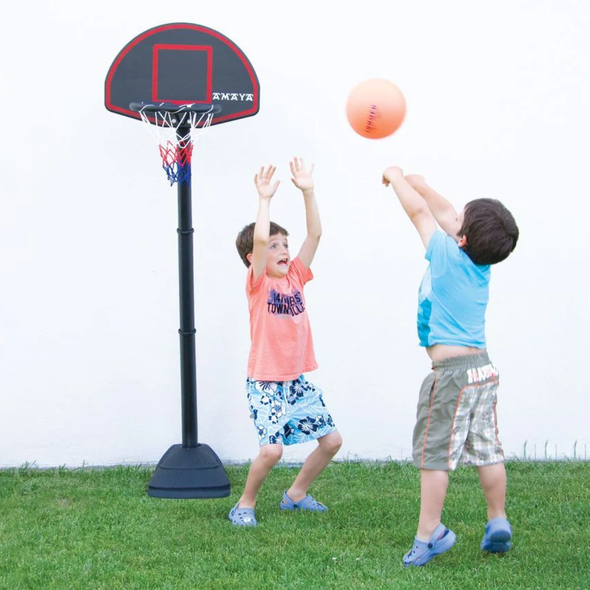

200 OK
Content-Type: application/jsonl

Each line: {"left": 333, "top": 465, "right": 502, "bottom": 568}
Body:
{"left": 105, "top": 23, "right": 260, "bottom": 125}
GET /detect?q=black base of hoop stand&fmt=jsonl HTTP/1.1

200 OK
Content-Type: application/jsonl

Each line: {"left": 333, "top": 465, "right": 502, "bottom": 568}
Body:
{"left": 147, "top": 123, "right": 230, "bottom": 499}
{"left": 148, "top": 444, "right": 230, "bottom": 499}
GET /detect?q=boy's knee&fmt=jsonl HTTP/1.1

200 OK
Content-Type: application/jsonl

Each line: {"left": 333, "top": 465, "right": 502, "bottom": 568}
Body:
{"left": 320, "top": 431, "right": 342, "bottom": 455}
{"left": 259, "top": 444, "right": 283, "bottom": 465}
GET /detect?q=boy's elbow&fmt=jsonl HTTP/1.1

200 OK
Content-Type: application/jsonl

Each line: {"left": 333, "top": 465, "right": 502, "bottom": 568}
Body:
{"left": 409, "top": 206, "right": 431, "bottom": 224}
{"left": 253, "top": 234, "right": 268, "bottom": 247}
{"left": 252, "top": 231, "right": 270, "bottom": 246}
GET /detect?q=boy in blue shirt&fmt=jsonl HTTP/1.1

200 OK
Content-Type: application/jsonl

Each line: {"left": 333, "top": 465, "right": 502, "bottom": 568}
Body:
{"left": 382, "top": 166, "right": 519, "bottom": 566}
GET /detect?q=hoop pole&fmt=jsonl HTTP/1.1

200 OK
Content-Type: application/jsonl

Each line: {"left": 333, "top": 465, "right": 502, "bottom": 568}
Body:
{"left": 130, "top": 107, "right": 229, "bottom": 499}
{"left": 176, "top": 124, "right": 198, "bottom": 448}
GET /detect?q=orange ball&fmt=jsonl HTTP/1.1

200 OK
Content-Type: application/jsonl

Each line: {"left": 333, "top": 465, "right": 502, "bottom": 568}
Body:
{"left": 346, "top": 79, "right": 406, "bottom": 139}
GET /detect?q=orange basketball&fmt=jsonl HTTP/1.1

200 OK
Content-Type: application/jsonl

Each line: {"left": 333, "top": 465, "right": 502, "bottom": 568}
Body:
{"left": 346, "top": 79, "right": 406, "bottom": 139}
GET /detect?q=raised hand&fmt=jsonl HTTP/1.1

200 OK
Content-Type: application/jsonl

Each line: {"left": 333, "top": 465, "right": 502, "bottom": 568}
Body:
{"left": 382, "top": 165, "right": 403, "bottom": 187}
{"left": 290, "top": 157, "right": 315, "bottom": 192}
{"left": 254, "top": 165, "right": 280, "bottom": 200}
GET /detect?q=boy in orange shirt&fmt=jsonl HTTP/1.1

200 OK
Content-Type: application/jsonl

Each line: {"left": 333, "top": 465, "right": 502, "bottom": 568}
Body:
{"left": 230, "top": 158, "right": 342, "bottom": 526}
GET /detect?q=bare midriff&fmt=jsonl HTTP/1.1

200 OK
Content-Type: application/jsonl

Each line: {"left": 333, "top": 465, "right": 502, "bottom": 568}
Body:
{"left": 426, "top": 344, "right": 485, "bottom": 363}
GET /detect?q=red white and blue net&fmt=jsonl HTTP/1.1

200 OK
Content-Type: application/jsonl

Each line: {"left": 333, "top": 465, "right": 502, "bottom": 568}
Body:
{"left": 136, "top": 104, "right": 216, "bottom": 185}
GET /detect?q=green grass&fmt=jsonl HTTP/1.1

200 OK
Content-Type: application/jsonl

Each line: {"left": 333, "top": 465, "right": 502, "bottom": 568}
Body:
{"left": 0, "top": 462, "right": 589, "bottom": 590}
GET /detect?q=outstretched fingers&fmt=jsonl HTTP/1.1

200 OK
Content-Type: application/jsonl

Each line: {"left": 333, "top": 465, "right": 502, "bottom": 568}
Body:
{"left": 290, "top": 157, "right": 314, "bottom": 176}
{"left": 255, "top": 164, "right": 277, "bottom": 186}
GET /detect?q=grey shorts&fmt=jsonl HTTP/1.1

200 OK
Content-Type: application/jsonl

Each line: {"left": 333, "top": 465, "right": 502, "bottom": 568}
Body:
{"left": 412, "top": 352, "right": 505, "bottom": 471}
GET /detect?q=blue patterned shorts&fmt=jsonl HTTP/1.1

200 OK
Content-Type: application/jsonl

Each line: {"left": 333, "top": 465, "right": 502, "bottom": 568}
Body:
{"left": 246, "top": 375, "right": 336, "bottom": 446}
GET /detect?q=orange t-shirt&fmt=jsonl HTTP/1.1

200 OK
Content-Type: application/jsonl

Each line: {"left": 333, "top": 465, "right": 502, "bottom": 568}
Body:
{"left": 246, "top": 257, "right": 318, "bottom": 381}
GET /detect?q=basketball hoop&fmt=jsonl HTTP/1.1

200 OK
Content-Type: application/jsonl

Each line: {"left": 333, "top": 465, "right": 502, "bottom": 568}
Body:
{"left": 130, "top": 102, "right": 222, "bottom": 185}
{"left": 105, "top": 22, "right": 261, "bottom": 499}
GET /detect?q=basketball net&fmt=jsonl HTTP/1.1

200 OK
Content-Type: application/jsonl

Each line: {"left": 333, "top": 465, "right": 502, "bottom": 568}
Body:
{"left": 136, "top": 104, "right": 216, "bottom": 185}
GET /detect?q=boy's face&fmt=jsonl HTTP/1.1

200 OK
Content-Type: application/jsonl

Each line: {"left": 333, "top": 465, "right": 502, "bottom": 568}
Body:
{"left": 456, "top": 208, "right": 467, "bottom": 247}
{"left": 265, "top": 233, "right": 290, "bottom": 278}
{"left": 455, "top": 207, "right": 466, "bottom": 235}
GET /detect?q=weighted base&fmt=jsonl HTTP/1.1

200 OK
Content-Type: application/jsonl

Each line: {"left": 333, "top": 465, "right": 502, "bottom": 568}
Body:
{"left": 148, "top": 443, "right": 230, "bottom": 499}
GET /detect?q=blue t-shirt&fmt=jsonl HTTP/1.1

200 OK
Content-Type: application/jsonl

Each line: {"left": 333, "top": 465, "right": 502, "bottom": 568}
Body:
{"left": 417, "top": 230, "right": 490, "bottom": 348}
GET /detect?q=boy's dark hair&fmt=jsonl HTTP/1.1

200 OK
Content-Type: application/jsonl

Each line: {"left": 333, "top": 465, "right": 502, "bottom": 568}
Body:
{"left": 235, "top": 221, "right": 289, "bottom": 268}
{"left": 459, "top": 198, "right": 519, "bottom": 265}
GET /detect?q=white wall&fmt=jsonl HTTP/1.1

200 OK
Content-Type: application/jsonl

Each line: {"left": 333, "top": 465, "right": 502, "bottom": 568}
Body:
{"left": 1, "top": 0, "right": 588, "bottom": 467}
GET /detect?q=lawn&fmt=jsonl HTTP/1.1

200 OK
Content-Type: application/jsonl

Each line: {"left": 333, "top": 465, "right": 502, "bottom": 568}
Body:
{"left": 0, "top": 461, "right": 588, "bottom": 590}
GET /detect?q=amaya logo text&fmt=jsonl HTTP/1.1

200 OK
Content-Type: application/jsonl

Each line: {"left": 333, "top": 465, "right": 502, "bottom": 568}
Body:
{"left": 212, "top": 92, "right": 254, "bottom": 101}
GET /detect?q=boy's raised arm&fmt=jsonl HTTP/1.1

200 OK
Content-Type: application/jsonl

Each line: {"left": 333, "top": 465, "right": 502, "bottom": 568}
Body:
{"left": 251, "top": 165, "right": 280, "bottom": 281}
{"left": 292, "top": 158, "right": 322, "bottom": 269}
{"left": 383, "top": 166, "right": 436, "bottom": 249}
{"left": 405, "top": 175, "right": 461, "bottom": 241}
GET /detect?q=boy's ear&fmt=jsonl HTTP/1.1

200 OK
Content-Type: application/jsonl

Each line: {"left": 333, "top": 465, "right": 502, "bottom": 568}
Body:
{"left": 246, "top": 252, "right": 253, "bottom": 264}
{"left": 458, "top": 235, "right": 468, "bottom": 249}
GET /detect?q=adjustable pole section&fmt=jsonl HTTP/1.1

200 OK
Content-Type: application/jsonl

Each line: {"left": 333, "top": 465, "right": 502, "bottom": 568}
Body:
{"left": 177, "top": 154, "right": 198, "bottom": 448}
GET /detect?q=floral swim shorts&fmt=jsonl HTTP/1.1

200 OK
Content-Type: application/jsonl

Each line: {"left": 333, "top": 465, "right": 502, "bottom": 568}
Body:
{"left": 246, "top": 375, "right": 336, "bottom": 446}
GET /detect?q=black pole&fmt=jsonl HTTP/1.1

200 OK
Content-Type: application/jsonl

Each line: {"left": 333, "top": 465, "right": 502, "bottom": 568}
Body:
{"left": 177, "top": 140, "right": 198, "bottom": 448}
{"left": 147, "top": 123, "right": 230, "bottom": 498}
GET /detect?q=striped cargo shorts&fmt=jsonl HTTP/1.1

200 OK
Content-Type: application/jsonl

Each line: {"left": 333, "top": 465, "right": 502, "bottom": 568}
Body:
{"left": 412, "top": 352, "right": 505, "bottom": 471}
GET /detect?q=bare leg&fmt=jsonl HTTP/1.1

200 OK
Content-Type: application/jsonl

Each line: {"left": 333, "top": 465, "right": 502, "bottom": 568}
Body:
{"left": 477, "top": 462, "right": 507, "bottom": 520}
{"left": 238, "top": 444, "right": 283, "bottom": 508}
{"left": 417, "top": 469, "right": 449, "bottom": 540}
{"left": 287, "top": 430, "right": 342, "bottom": 502}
